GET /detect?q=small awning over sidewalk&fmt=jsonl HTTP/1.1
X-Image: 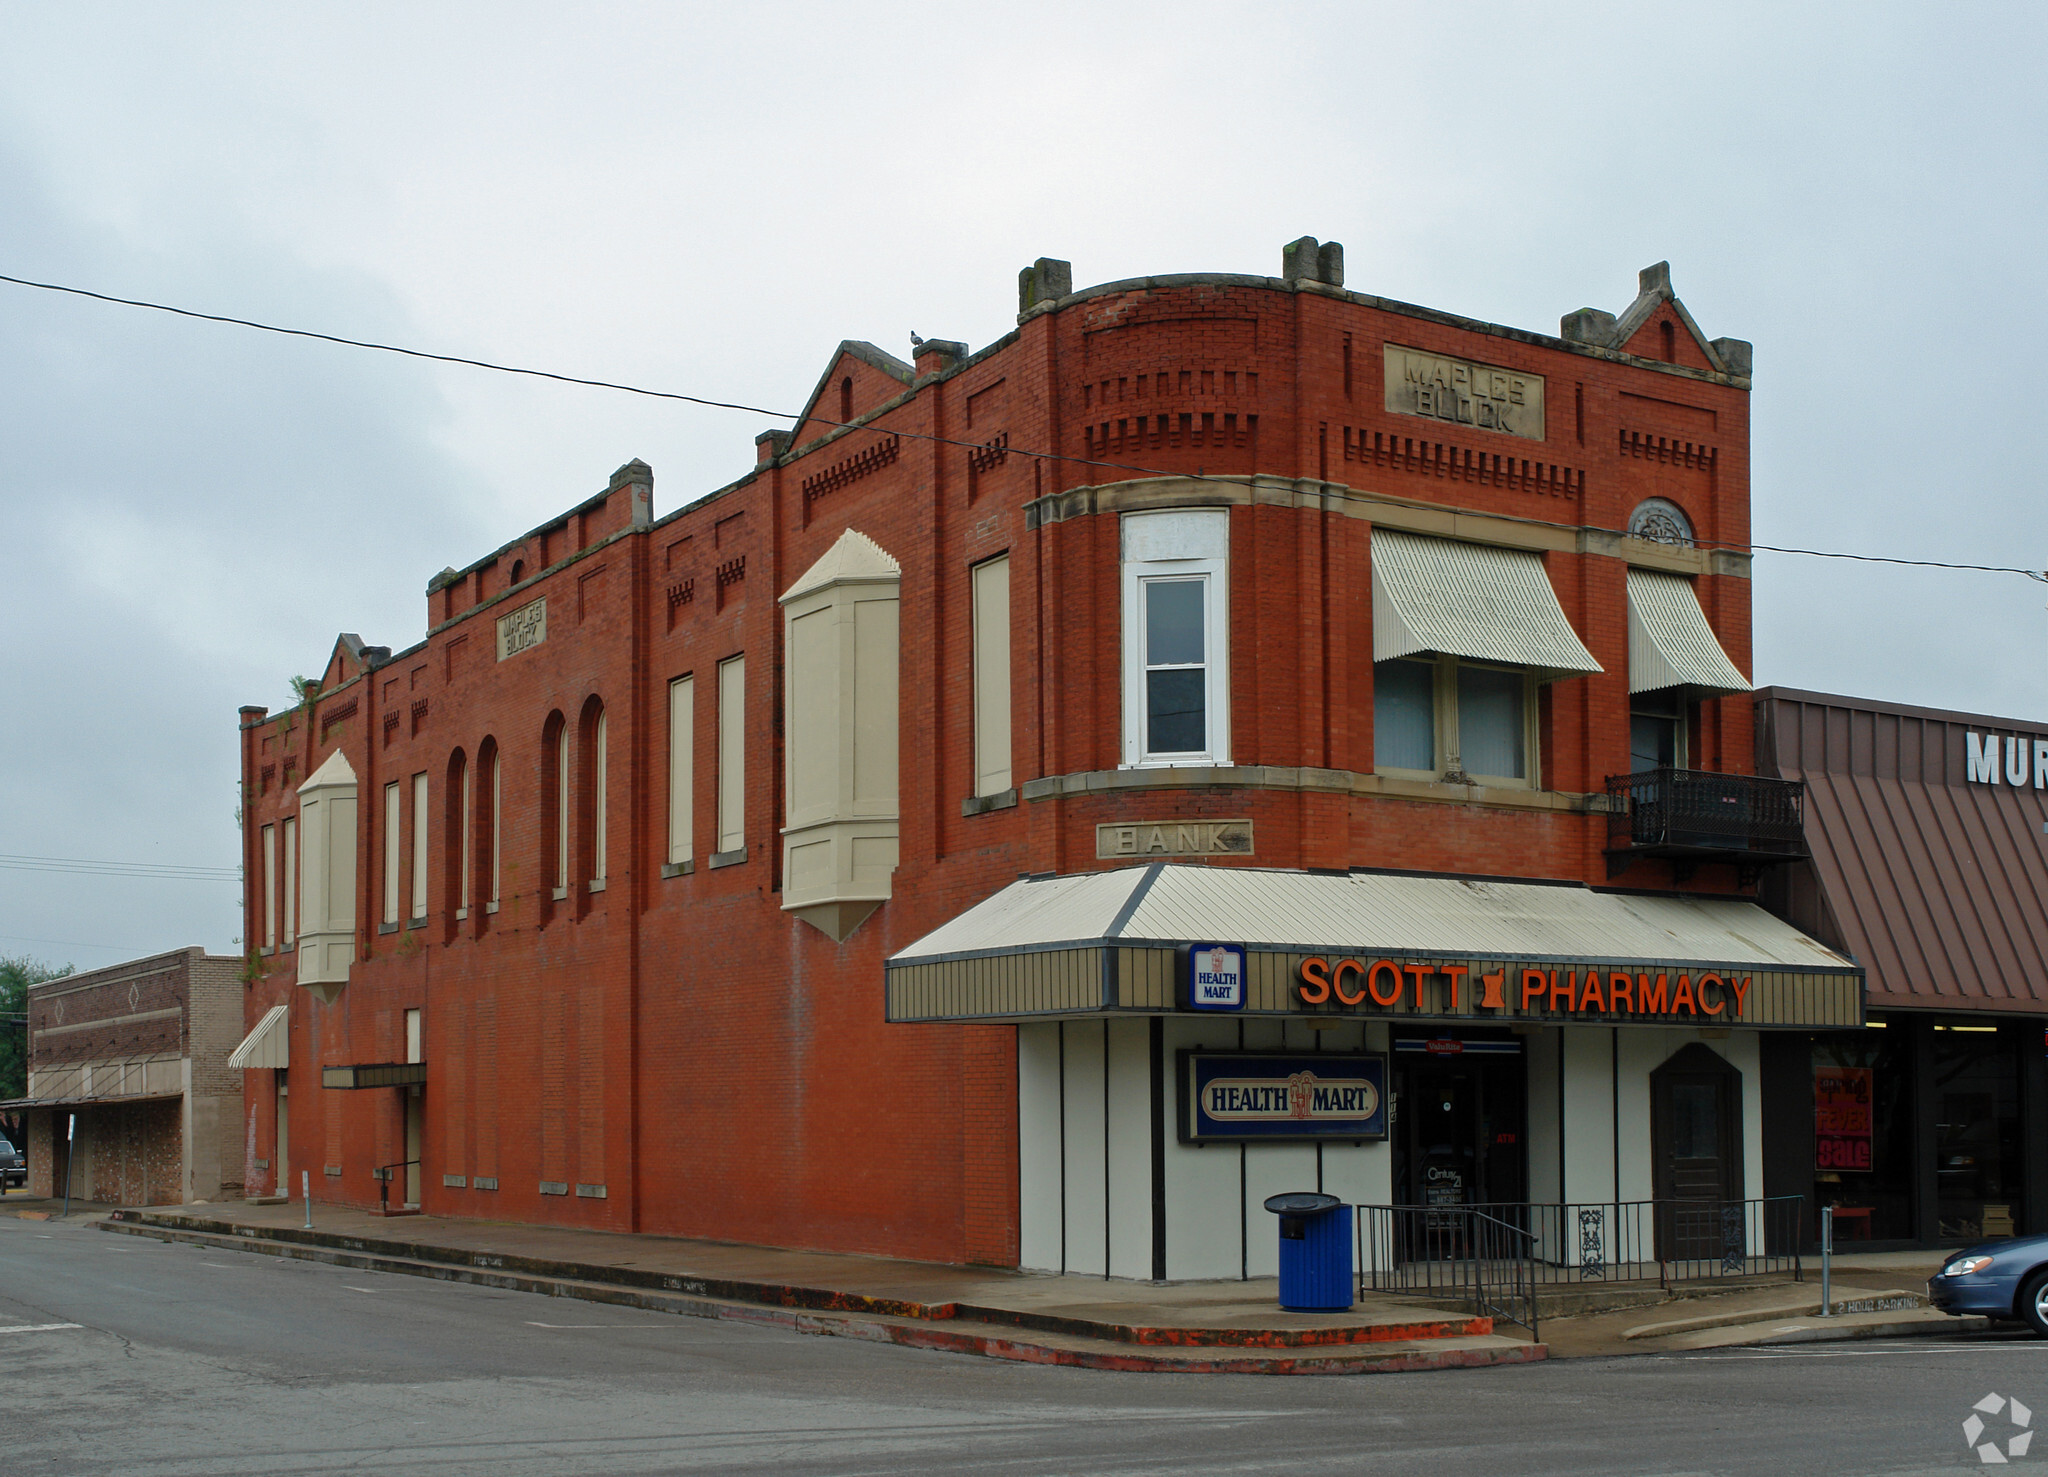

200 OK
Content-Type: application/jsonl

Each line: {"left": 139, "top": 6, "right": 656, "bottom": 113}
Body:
{"left": 322, "top": 1062, "right": 427, "bottom": 1089}
{"left": 228, "top": 1004, "right": 291, "bottom": 1070}
{"left": 886, "top": 864, "right": 1860, "bottom": 1028}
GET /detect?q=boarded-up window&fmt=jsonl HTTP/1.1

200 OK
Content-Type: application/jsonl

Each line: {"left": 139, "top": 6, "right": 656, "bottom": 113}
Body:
{"left": 261, "top": 825, "right": 277, "bottom": 949}
{"left": 718, "top": 656, "right": 745, "bottom": 854}
{"left": 972, "top": 556, "right": 1012, "bottom": 796}
{"left": 669, "top": 676, "right": 693, "bottom": 865}
{"left": 592, "top": 711, "right": 608, "bottom": 885}
{"left": 457, "top": 755, "right": 471, "bottom": 915}
{"left": 383, "top": 781, "right": 402, "bottom": 925}
{"left": 282, "top": 816, "right": 296, "bottom": 946}
{"left": 411, "top": 773, "right": 429, "bottom": 920}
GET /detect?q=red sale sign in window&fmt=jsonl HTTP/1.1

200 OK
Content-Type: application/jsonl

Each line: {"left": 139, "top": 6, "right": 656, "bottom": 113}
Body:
{"left": 1814, "top": 1066, "right": 1873, "bottom": 1172}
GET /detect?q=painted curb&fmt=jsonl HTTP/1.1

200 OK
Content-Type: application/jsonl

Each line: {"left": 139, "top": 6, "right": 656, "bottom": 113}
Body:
{"left": 94, "top": 1218, "right": 1544, "bottom": 1376}
{"left": 100, "top": 1209, "right": 1490, "bottom": 1349}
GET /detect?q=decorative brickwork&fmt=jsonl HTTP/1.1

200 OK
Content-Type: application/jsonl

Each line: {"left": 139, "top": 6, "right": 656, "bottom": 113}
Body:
{"left": 318, "top": 696, "right": 357, "bottom": 740}
{"left": 234, "top": 251, "right": 1756, "bottom": 1265}
{"left": 801, "top": 435, "right": 902, "bottom": 504}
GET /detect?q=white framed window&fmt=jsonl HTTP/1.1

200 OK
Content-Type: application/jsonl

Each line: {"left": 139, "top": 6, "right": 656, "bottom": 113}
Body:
{"left": 410, "top": 773, "right": 429, "bottom": 921}
{"left": 1373, "top": 656, "right": 1538, "bottom": 787}
{"left": 669, "top": 676, "right": 694, "bottom": 865}
{"left": 1121, "top": 509, "right": 1229, "bottom": 768}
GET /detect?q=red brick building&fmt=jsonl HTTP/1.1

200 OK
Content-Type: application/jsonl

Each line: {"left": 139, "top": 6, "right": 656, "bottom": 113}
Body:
{"left": 8, "top": 947, "right": 244, "bottom": 1206}
{"left": 234, "top": 241, "right": 1857, "bottom": 1273}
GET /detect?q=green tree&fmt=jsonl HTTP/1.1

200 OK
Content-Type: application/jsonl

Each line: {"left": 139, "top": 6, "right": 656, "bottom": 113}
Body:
{"left": 0, "top": 954, "right": 71, "bottom": 1103}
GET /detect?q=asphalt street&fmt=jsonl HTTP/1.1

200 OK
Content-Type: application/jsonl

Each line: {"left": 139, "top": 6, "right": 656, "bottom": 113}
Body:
{"left": 0, "top": 1215, "right": 2042, "bottom": 1476}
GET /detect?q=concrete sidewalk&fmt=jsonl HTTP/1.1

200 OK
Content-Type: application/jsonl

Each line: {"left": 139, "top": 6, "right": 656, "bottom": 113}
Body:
{"left": 66, "top": 1196, "right": 1540, "bottom": 1376}
{"left": 18, "top": 1189, "right": 1991, "bottom": 1368}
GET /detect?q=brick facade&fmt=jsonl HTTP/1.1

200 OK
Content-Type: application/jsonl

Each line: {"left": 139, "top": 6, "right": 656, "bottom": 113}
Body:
{"left": 237, "top": 245, "right": 1755, "bottom": 1261}
{"left": 20, "top": 946, "right": 243, "bottom": 1205}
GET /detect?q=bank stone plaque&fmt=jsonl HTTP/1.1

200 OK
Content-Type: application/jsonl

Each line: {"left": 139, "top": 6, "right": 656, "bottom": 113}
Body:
{"left": 496, "top": 597, "right": 548, "bottom": 660}
{"left": 1384, "top": 345, "right": 1544, "bottom": 441}
{"left": 1097, "top": 819, "right": 1253, "bottom": 860}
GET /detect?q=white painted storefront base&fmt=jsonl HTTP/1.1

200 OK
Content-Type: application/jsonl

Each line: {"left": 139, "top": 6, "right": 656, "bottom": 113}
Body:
{"left": 1018, "top": 1018, "right": 1765, "bottom": 1282}
{"left": 1018, "top": 1017, "right": 1393, "bottom": 1281}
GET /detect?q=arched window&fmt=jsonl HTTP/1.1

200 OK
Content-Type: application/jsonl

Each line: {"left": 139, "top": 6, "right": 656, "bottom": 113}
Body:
{"left": 475, "top": 736, "right": 500, "bottom": 924}
{"left": 1660, "top": 320, "right": 1676, "bottom": 363}
{"left": 542, "top": 711, "right": 568, "bottom": 904}
{"left": 839, "top": 375, "right": 853, "bottom": 423}
{"left": 579, "top": 697, "right": 607, "bottom": 890}
{"left": 446, "top": 748, "right": 469, "bottom": 933}
{"left": 511, "top": 558, "right": 527, "bottom": 586}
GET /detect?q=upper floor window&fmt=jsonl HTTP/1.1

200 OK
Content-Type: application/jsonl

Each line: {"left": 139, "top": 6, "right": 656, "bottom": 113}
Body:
{"left": 1374, "top": 656, "right": 1535, "bottom": 785}
{"left": 1369, "top": 528, "right": 1602, "bottom": 787}
{"left": 1630, "top": 689, "right": 1686, "bottom": 773}
{"left": 1121, "top": 509, "right": 1230, "bottom": 767}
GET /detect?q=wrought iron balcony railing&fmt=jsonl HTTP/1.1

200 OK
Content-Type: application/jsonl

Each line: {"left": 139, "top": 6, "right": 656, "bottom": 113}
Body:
{"left": 1605, "top": 767, "right": 1807, "bottom": 880}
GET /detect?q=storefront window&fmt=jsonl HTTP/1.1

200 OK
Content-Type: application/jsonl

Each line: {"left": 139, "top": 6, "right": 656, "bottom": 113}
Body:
{"left": 1811, "top": 1031, "right": 1914, "bottom": 1241}
{"left": 1932, "top": 1026, "right": 2022, "bottom": 1241}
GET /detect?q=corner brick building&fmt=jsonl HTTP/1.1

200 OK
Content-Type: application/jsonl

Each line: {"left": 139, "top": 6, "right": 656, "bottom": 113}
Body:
{"left": 233, "top": 241, "right": 1858, "bottom": 1275}
{"left": 9, "top": 947, "right": 243, "bottom": 1205}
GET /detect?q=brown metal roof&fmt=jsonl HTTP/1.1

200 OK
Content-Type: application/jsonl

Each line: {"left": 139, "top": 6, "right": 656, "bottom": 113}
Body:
{"left": 1756, "top": 687, "right": 2048, "bottom": 1013}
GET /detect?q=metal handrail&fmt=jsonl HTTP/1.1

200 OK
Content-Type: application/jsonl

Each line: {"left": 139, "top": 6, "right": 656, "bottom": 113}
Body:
{"left": 373, "top": 1158, "right": 420, "bottom": 1214}
{"left": 1355, "top": 1196, "right": 1805, "bottom": 1322}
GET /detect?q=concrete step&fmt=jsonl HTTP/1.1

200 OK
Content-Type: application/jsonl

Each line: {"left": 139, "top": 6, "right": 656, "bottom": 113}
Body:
{"left": 97, "top": 1215, "right": 1541, "bottom": 1374}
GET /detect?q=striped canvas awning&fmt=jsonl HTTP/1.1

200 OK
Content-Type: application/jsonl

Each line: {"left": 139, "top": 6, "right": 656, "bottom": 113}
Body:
{"left": 228, "top": 1004, "right": 291, "bottom": 1070}
{"left": 1628, "top": 568, "right": 1749, "bottom": 696}
{"left": 886, "top": 864, "right": 1860, "bottom": 1028}
{"left": 1370, "top": 528, "right": 1602, "bottom": 679}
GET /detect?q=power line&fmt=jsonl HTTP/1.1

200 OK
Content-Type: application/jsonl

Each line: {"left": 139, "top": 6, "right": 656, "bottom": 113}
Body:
{"left": 0, "top": 853, "right": 239, "bottom": 883}
{"left": 3, "top": 269, "right": 2043, "bottom": 584}
{"left": 0, "top": 932, "right": 144, "bottom": 955}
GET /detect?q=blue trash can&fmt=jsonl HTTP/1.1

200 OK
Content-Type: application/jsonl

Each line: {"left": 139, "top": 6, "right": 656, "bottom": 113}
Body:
{"left": 1265, "top": 1192, "right": 1353, "bottom": 1311}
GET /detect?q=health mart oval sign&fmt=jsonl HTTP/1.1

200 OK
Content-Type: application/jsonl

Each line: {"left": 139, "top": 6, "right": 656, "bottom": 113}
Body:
{"left": 1180, "top": 1053, "right": 1387, "bottom": 1142}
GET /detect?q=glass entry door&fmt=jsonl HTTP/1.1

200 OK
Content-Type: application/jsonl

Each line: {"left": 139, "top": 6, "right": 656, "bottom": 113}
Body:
{"left": 1391, "top": 1039, "right": 1527, "bottom": 1211}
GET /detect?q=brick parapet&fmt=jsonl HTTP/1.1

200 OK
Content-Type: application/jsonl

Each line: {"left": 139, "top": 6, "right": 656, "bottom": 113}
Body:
{"left": 234, "top": 253, "right": 1758, "bottom": 1262}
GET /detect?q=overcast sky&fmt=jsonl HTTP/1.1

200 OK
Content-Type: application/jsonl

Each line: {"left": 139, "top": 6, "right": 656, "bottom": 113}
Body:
{"left": 3, "top": 3, "right": 2043, "bottom": 972}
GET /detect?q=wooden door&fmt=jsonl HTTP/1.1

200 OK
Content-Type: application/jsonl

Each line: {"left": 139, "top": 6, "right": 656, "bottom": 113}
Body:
{"left": 1651, "top": 1044, "right": 1743, "bottom": 1262}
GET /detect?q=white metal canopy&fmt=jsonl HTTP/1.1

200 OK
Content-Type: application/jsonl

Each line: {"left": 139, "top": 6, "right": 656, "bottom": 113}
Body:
{"left": 228, "top": 1003, "right": 290, "bottom": 1070}
{"left": 892, "top": 865, "right": 1849, "bottom": 969}
{"left": 1370, "top": 528, "right": 1602, "bottom": 679}
{"left": 1627, "top": 567, "right": 1750, "bottom": 696}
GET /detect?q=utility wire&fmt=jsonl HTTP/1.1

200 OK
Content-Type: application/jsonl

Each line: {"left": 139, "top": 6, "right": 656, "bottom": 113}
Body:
{"left": 4, "top": 269, "right": 2043, "bottom": 583}
{"left": 0, "top": 853, "right": 239, "bottom": 883}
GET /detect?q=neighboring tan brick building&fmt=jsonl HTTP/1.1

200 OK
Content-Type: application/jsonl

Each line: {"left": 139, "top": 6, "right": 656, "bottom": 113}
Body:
{"left": 234, "top": 241, "right": 1857, "bottom": 1272}
{"left": 6, "top": 948, "right": 243, "bottom": 1205}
